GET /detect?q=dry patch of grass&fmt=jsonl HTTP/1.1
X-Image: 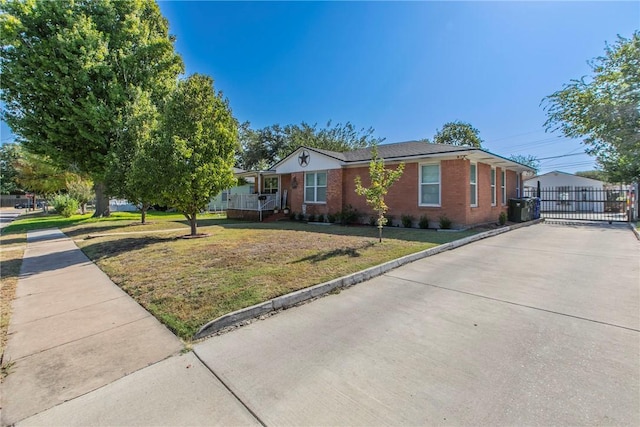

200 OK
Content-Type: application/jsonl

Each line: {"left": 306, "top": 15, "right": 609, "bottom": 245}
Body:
{"left": 1, "top": 232, "right": 26, "bottom": 373}
{"left": 75, "top": 222, "right": 478, "bottom": 340}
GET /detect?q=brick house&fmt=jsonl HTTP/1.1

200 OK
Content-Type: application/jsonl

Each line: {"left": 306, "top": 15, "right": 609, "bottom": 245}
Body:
{"left": 229, "top": 141, "right": 534, "bottom": 228}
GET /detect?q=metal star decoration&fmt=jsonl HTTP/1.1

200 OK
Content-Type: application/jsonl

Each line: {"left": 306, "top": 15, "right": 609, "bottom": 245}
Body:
{"left": 298, "top": 150, "right": 310, "bottom": 167}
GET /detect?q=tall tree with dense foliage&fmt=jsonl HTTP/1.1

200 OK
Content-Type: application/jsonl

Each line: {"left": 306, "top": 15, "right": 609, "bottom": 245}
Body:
{"left": 355, "top": 148, "right": 405, "bottom": 242}
{"left": 544, "top": 32, "right": 640, "bottom": 183}
{"left": 157, "top": 74, "right": 238, "bottom": 236}
{"left": 0, "top": 0, "right": 183, "bottom": 216}
{"left": 237, "top": 121, "right": 384, "bottom": 170}
{"left": 575, "top": 170, "right": 607, "bottom": 182}
{"left": 0, "top": 143, "right": 21, "bottom": 194}
{"left": 433, "top": 121, "right": 484, "bottom": 148}
{"left": 14, "top": 150, "right": 69, "bottom": 202}
{"left": 105, "top": 89, "right": 161, "bottom": 224}
{"left": 509, "top": 154, "right": 540, "bottom": 173}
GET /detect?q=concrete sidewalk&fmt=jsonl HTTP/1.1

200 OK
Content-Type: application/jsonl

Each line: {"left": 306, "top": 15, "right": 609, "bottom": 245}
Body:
{"left": 1, "top": 229, "right": 259, "bottom": 426}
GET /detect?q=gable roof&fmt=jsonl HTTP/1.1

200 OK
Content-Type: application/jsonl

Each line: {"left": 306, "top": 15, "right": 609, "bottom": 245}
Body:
{"left": 272, "top": 141, "right": 535, "bottom": 172}
{"left": 524, "top": 170, "right": 605, "bottom": 184}
{"left": 303, "top": 141, "right": 474, "bottom": 163}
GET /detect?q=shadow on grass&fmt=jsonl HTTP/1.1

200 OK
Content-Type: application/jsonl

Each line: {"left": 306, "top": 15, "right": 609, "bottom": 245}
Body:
{"left": 292, "top": 242, "right": 375, "bottom": 264}
{"left": 219, "top": 221, "right": 478, "bottom": 244}
{"left": 0, "top": 237, "right": 27, "bottom": 246}
{"left": 63, "top": 223, "right": 145, "bottom": 238}
{"left": 177, "top": 217, "right": 242, "bottom": 228}
{"left": 0, "top": 258, "right": 22, "bottom": 280}
{"left": 80, "top": 235, "right": 177, "bottom": 261}
{"left": 2, "top": 214, "right": 92, "bottom": 234}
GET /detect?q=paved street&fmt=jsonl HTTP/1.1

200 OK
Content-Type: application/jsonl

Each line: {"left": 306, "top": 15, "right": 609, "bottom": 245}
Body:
{"left": 0, "top": 208, "right": 21, "bottom": 231}
{"left": 194, "top": 222, "right": 639, "bottom": 426}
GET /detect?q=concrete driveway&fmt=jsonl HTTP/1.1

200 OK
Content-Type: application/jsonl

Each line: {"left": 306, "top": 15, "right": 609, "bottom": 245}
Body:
{"left": 195, "top": 222, "right": 639, "bottom": 426}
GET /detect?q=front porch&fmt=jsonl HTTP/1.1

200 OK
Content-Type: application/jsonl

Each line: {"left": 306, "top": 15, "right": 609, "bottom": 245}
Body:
{"left": 227, "top": 170, "right": 289, "bottom": 220}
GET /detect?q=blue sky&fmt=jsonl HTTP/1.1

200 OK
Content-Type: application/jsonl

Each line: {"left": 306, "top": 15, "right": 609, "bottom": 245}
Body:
{"left": 2, "top": 1, "right": 638, "bottom": 174}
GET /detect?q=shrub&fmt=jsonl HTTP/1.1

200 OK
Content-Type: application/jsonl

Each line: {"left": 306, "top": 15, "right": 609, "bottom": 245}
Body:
{"left": 386, "top": 215, "right": 395, "bottom": 227}
{"left": 50, "top": 194, "right": 79, "bottom": 218}
{"left": 369, "top": 216, "right": 377, "bottom": 226}
{"left": 401, "top": 214, "right": 414, "bottom": 228}
{"left": 418, "top": 215, "right": 430, "bottom": 229}
{"left": 327, "top": 213, "right": 336, "bottom": 223}
{"left": 439, "top": 215, "right": 452, "bottom": 229}
{"left": 289, "top": 211, "right": 297, "bottom": 220}
{"left": 338, "top": 204, "right": 360, "bottom": 225}
{"left": 308, "top": 213, "right": 317, "bottom": 222}
{"left": 499, "top": 211, "right": 507, "bottom": 225}
{"left": 296, "top": 212, "right": 305, "bottom": 221}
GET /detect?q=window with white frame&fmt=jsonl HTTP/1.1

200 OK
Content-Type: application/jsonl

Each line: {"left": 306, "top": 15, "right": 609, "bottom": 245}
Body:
{"left": 263, "top": 177, "right": 278, "bottom": 194}
{"left": 491, "top": 168, "right": 496, "bottom": 206}
{"left": 304, "top": 171, "right": 327, "bottom": 203}
{"left": 501, "top": 170, "right": 506, "bottom": 204}
{"left": 419, "top": 163, "right": 440, "bottom": 206}
{"left": 470, "top": 163, "right": 477, "bottom": 207}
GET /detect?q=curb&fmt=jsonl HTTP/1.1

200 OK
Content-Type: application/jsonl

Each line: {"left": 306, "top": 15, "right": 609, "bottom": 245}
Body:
{"left": 194, "top": 218, "right": 544, "bottom": 339}
{"left": 630, "top": 222, "right": 640, "bottom": 241}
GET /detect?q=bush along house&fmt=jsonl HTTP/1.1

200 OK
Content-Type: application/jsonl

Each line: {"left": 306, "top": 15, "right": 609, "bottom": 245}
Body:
{"left": 229, "top": 141, "right": 535, "bottom": 228}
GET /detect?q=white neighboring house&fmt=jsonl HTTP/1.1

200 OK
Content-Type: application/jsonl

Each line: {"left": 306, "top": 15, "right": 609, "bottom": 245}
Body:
{"left": 109, "top": 199, "right": 138, "bottom": 212}
{"left": 524, "top": 171, "right": 606, "bottom": 213}
{"left": 207, "top": 168, "right": 255, "bottom": 212}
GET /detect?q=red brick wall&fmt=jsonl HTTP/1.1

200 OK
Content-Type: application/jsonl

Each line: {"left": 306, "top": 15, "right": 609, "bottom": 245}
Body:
{"left": 326, "top": 169, "right": 343, "bottom": 215}
{"left": 288, "top": 172, "right": 304, "bottom": 214}
{"left": 281, "top": 161, "right": 519, "bottom": 227}
{"left": 506, "top": 170, "right": 519, "bottom": 200}
{"left": 468, "top": 163, "right": 507, "bottom": 225}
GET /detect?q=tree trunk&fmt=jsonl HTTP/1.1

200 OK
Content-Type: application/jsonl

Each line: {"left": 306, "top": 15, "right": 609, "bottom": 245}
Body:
{"left": 190, "top": 213, "right": 197, "bottom": 236}
{"left": 92, "top": 182, "right": 110, "bottom": 217}
{"left": 141, "top": 204, "right": 148, "bottom": 224}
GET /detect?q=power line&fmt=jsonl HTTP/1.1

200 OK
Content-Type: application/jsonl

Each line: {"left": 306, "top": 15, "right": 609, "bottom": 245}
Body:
{"left": 537, "top": 152, "right": 589, "bottom": 161}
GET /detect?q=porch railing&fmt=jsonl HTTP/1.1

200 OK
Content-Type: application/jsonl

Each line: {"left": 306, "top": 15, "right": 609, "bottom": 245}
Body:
{"left": 228, "top": 193, "right": 280, "bottom": 211}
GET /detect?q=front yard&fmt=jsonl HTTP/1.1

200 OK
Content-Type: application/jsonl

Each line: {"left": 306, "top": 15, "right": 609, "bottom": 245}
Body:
{"left": 2, "top": 212, "right": 479, "bottom": 341}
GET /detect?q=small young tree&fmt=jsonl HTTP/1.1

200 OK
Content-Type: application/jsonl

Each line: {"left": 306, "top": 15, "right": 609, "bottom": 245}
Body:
{"left": 355, "top": 147, "right": 405, "bottom": 242}
{"left": 66, "top": 174, "right": 94, "bottom": 214}
{"left": 158, "top": 74, "right": 238, "bottom": 236}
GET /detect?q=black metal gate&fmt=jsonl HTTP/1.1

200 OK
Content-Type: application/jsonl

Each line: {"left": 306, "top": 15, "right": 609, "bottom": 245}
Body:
{"left": 523, "top": 186, "right": 630, "bottom": 222}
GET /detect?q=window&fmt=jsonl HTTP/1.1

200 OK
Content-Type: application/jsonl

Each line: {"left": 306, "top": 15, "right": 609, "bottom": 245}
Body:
{"left": 304, "top": 171, "right": 327, "bottom": 203}
{"left": 501, "top": 170, "right": 506, "bottom": 205}
{"left": 419, "top": 163, "right": 440, "bottom": 206}
{"left": 470, "top": 163, "right": 477, "bottom": 207}
{"left": 491, "top": 168, "right": 496, "bottom": 206}
{"left": 264, "top": 177, "right": 278, "bottom": 194}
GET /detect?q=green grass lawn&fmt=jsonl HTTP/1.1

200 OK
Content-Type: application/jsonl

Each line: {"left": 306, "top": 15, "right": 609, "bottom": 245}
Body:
{"left": 2, "top": 211, "right": 480, "bottom": 341}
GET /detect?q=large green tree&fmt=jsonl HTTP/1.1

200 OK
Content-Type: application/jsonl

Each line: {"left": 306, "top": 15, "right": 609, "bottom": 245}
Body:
{"left": 157, "top": 74, "right": 238, "bottom": 236}
{"left": 543, "top": 32, "right": 640, "bottom": 183}
{"left": 0, "top": 143, "right": 21, "bottom": 194}
{"left": 237, "top": 121, "right": 384, "bottom": 170}
{"left": 105, "top": 89, "right": 161, "bottom": 224}
{"left": 509, "top": 154, "right": 540, "bottom": 173}
{"left": 433, "top": 121, "right": 484, "bottom": 148}
{"left": 14, "top": 150, "right": 69, "bottom": 200}
{"left": 0, "top": 0, "right": 183, "bottom": 216}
